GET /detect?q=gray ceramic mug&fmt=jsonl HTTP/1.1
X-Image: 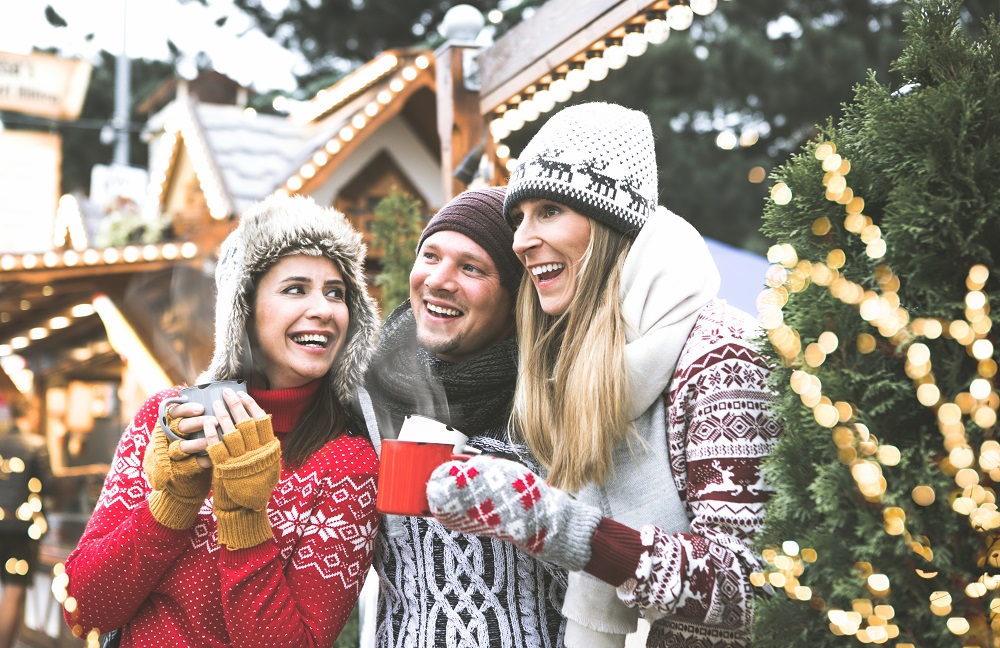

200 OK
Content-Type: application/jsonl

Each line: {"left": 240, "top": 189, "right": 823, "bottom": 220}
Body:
{"left": 158, "top": 380, "right": 247, "bottom": 453}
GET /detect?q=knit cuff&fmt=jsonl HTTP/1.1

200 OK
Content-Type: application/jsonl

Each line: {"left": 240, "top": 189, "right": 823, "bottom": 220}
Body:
{"left": 148, "top": 490, "right": 203, "bottom": 530}
{"left": 219, "top": 536, "right": 278, "bottom": 563}
{"left": 216, "top": 507, "right": 273, "bottom": 550}
{"left": 553, "top": 500, "right": 604, "bottom": 571}
{"left": 583, "top": 517, "right": 645, "bottom": 586}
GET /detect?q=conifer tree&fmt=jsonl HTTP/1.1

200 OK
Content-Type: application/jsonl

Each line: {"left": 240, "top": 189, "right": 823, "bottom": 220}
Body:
{"left": 753, "top": 1, "right": 1000, "bottom": 645}
{"left": 370, "top": 187, "right": 425, "bottom": 315}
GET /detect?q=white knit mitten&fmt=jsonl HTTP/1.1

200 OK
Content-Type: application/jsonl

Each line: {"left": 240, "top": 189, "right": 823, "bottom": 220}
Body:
{"left": 427, "top": 456, "right": 603, "bottom": 571}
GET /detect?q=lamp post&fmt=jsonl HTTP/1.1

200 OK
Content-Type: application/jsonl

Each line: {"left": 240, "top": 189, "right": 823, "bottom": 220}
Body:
{"left": 112, "top": 0, "right": 130, "bottom": 166}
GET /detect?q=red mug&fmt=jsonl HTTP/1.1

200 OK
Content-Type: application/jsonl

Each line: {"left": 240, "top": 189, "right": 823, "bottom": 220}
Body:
{"left": 376, "top": 440, "right": 473, "bottom": 517}
{"left": 377, "top": 415, "right": 478, "bottom": 517}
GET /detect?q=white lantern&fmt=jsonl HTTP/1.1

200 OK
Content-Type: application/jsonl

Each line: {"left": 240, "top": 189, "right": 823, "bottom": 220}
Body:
{"left": 502, "top": 107, "right": 525, "bottom": 131}
{"left": 549, "top": 77, "right": 573, "bottom": 103}
{"left": 519, "top": 98, "right": 540, "bottom": 122}
{"left": 644, "top": 17, "right": 670, "bottom": 44}
{"left": 489, "top": 117, "right": 511, "bottom": 140}
{"left": 566, "top": 67, "right": 590, "bottom": 93}
{"left": 584, "top": 55, "right": 609, "bottom": 81}
{"left": 667, "top": 4, "right": 694, "bottom": 31}
{"left": 533, "top": 88, "right": 556, "bottom": 113}
{"left": 691, "top": 0, "right": 718, "bottom": 16}
{"left": 603, "top": 42, "right": 628, "bottom": 70}
{"left": 623, "top": 30, "right": 649, "bottom": 57}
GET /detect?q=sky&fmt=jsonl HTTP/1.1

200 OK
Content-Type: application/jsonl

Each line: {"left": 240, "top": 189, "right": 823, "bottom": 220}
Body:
{"left": 2, "top": 0, "right": 304, "bottom": 92}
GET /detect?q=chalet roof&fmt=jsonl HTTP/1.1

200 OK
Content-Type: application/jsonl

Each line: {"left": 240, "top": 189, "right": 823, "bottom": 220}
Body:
{"left": 146, "top": 49, "right": 436, "bottom": 219}
{"left": 193, "top": 103, "right": 314, "bottom": 215}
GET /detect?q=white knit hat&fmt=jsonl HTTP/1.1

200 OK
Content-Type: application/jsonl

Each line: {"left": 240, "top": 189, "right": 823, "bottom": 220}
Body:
{"left": 503, "top": 102, "right": 658, "bottom": 238}
{"left": 198, "top": 193, "right": 380, "bottom": 407}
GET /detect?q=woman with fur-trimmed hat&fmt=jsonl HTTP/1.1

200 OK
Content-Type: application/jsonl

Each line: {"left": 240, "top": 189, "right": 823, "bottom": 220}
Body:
{"left": 426, "top": 102, "right": 782, "bottom": 647}
{"left": 63, "top": 194, "right": 381, "bottom": 647}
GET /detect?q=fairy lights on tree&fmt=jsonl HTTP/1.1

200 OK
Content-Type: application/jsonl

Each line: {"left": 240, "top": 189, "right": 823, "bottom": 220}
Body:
{"left": 752, "top": 2, "right": 1000, "bottom": 645}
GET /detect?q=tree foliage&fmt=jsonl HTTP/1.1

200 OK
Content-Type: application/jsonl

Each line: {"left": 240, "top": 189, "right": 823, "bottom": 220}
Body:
{"left": 229, "top": 0, "right": 544, "bottom": 84}
{"left": 754, "top": 1, "right": 1000, "bottom": 644}
{"left": 370, "top": 187, "right": 425, "bottom": 315}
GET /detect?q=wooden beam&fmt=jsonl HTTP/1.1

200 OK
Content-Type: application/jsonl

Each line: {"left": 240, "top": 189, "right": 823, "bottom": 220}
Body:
{"left": 436, "top": 43, "right": 485, "bottom": 200}
{"left": 478, "top": 0, "right": 650, "bottom": 115}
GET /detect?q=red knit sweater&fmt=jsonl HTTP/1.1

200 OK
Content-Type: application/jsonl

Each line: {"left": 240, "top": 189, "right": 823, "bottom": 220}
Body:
{"left": 63, "top": 381, "right": 379, "bottom": 647}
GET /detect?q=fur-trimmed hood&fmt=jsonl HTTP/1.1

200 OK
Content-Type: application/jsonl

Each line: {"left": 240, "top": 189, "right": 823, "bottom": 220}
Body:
{"left": 198, "top": 193, "right": 380, "bottom": 407}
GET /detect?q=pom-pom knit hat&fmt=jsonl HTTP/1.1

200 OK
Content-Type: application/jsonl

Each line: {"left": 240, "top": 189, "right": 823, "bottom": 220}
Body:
{"left": 503, "top": 102, "right": 658, "bottom": 239}
{"left": 417, "top": 186, "right": 523, "bottom": 295}
{"left": 198, "top": 193, "right": 380, "bottom": 407}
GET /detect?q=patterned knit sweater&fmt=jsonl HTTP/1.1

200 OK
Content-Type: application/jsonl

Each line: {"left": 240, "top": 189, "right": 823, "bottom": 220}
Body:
{"left": 63, "top": 381, "right": 379, "bottom": 647}
{"left": 374, "top": 434, "right": 567, "bottom": 648}
{"left": 588, "top": 299, "right": 780, "bottom": 647}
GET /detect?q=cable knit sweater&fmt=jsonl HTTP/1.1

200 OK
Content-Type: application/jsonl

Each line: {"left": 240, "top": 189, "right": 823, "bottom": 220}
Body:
{"left": 586, "top": 300, "right": 781, "bottom": 647}
{"left": 63, "top": 381, "right": 379, "bottom": 647}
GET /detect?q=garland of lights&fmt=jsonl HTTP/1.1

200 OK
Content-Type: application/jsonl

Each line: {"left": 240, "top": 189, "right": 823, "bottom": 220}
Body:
{"left": 280, "top": 53, "right": 432, "bottom": 195}
{"left": 487, "top": 0, "right": 719, "bottom": 173}
{"left": 753, "top": 141, "right": 997, "bottom": 643}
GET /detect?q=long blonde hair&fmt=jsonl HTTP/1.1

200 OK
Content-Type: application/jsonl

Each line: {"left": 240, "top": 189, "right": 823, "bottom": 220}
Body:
{"left": 512, "top": 220, "right": 634, "bottom": 492}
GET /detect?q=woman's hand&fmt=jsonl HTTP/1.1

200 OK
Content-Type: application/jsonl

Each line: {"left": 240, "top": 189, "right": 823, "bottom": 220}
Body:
{"left": 204, "top": 388, "right": 282, "bottom": 550}
{"left": 143, "top": 421, "right": 212, "bottom": 530}
{"left": 162, "top": 400, "right": 213, "bottom": 467}
{"left": 426, "top": 456, "right": 604, "bottom": 571}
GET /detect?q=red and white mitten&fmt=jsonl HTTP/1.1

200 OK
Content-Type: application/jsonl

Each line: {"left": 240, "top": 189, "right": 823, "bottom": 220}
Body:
{"left": 427, "top": 455, "right": 603, "bottom": 571}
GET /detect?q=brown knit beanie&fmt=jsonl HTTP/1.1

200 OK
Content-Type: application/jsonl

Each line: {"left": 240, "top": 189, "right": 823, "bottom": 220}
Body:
{"left": 417, "top": 186, "right": 522, "bottom": 295}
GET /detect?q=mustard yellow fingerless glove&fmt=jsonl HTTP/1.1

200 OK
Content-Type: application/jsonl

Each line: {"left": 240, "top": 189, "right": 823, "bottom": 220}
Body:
{"left": 208, "top": 416, "right": 281, "bottom": 550}
{"left": 143, "top": 424, "right": 212, "bottom": 530}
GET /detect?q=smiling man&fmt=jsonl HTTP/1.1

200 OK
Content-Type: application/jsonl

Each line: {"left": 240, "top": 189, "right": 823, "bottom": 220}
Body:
{"left": 357, "top": 187, "right": 567, "bottom": 648}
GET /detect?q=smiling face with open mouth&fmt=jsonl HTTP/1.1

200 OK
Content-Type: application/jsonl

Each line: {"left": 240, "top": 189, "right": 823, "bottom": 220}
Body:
{"left": 511, "top": 199, "right": 593, "bottom": 316}
{"left": 409, "top": 230, "right": 514, "bottom": 363}
{"left": 252, "top": 254, "right": 349, "bottom": 389}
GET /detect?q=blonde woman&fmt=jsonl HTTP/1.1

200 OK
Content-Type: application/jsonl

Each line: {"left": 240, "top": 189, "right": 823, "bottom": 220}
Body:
{"left": 427, "top": 102, "right": 781, "bottom": 648}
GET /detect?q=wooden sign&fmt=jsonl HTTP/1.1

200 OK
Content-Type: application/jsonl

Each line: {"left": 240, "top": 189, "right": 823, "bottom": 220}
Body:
{"left": 0, "top": 131, "right": 60, "bottom": 253}
{"left": 0, "top": 51, "right": 93, "bottom": 120}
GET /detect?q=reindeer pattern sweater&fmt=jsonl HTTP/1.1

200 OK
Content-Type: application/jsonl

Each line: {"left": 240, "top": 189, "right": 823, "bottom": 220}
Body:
{"left": 588, "top": 300, "right": 781, "bottom": 647}
{"left": 63, "top": 381, "right": 379, "bottom": 647}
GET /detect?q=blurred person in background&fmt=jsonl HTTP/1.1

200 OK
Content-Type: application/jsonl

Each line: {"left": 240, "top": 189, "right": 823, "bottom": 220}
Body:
{"left": 0, "top": 398, "right": 51, "bottom": 648}
{"left": 62, "top": 194, "right": 381, "bottom": 647}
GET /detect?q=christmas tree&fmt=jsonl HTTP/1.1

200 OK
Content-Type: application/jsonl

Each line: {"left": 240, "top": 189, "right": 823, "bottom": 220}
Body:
{"left": 753, "top": 1, "right": 1000, "bottom": 646}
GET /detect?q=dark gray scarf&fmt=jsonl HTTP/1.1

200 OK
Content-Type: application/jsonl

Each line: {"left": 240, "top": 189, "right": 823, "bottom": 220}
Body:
{"left": 364, "top": 300, "right": 518, "bottom": 440}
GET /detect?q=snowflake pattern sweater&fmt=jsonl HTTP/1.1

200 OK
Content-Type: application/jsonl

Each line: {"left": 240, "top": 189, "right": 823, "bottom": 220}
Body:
{"left": 63, "top": 381, "right": 379, "bottom": 647}
{"left": 587, "top": 300, "right": 781, "bottom": 647}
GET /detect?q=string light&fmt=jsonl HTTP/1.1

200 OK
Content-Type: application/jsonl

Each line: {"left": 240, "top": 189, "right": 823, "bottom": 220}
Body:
{"left": 518, "top": 94, "right": 541, "bottom": 122}
{"left": 281, "top": 52, "right": 432, "bottom": 193}
{"left": 584, "top": 50, "right": 610, "bottom": 82}
{"left": 623, "top": 24, "right": 649, "bottom": 57}
{"left": 602, "top": 38, "right": 628, "bottom": 70}
{"left": 532, "top": 84, "right": 556, "bottom": 113}
{"left": 549, "top": 73, "right": 572, "bottom": 103}
{"left": 489, "top": 110, "right": 512, "bottom": 141}
{"left": 756, "top": 140, "right": 999, "bottom": 641}
{"left": 566, "top": 61, "right": 590, "bottom": 93}
{"left": 691, "top": 0, "right": 718, "bottom": 16}
{"left": 502, "top": 103, "right": 525, "bottom": 131}
{"left": 644, "top": 10, "right": 670, "bottom": 44}
{"left": 667, "top": 2, "right": 694, "bottom": 31}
